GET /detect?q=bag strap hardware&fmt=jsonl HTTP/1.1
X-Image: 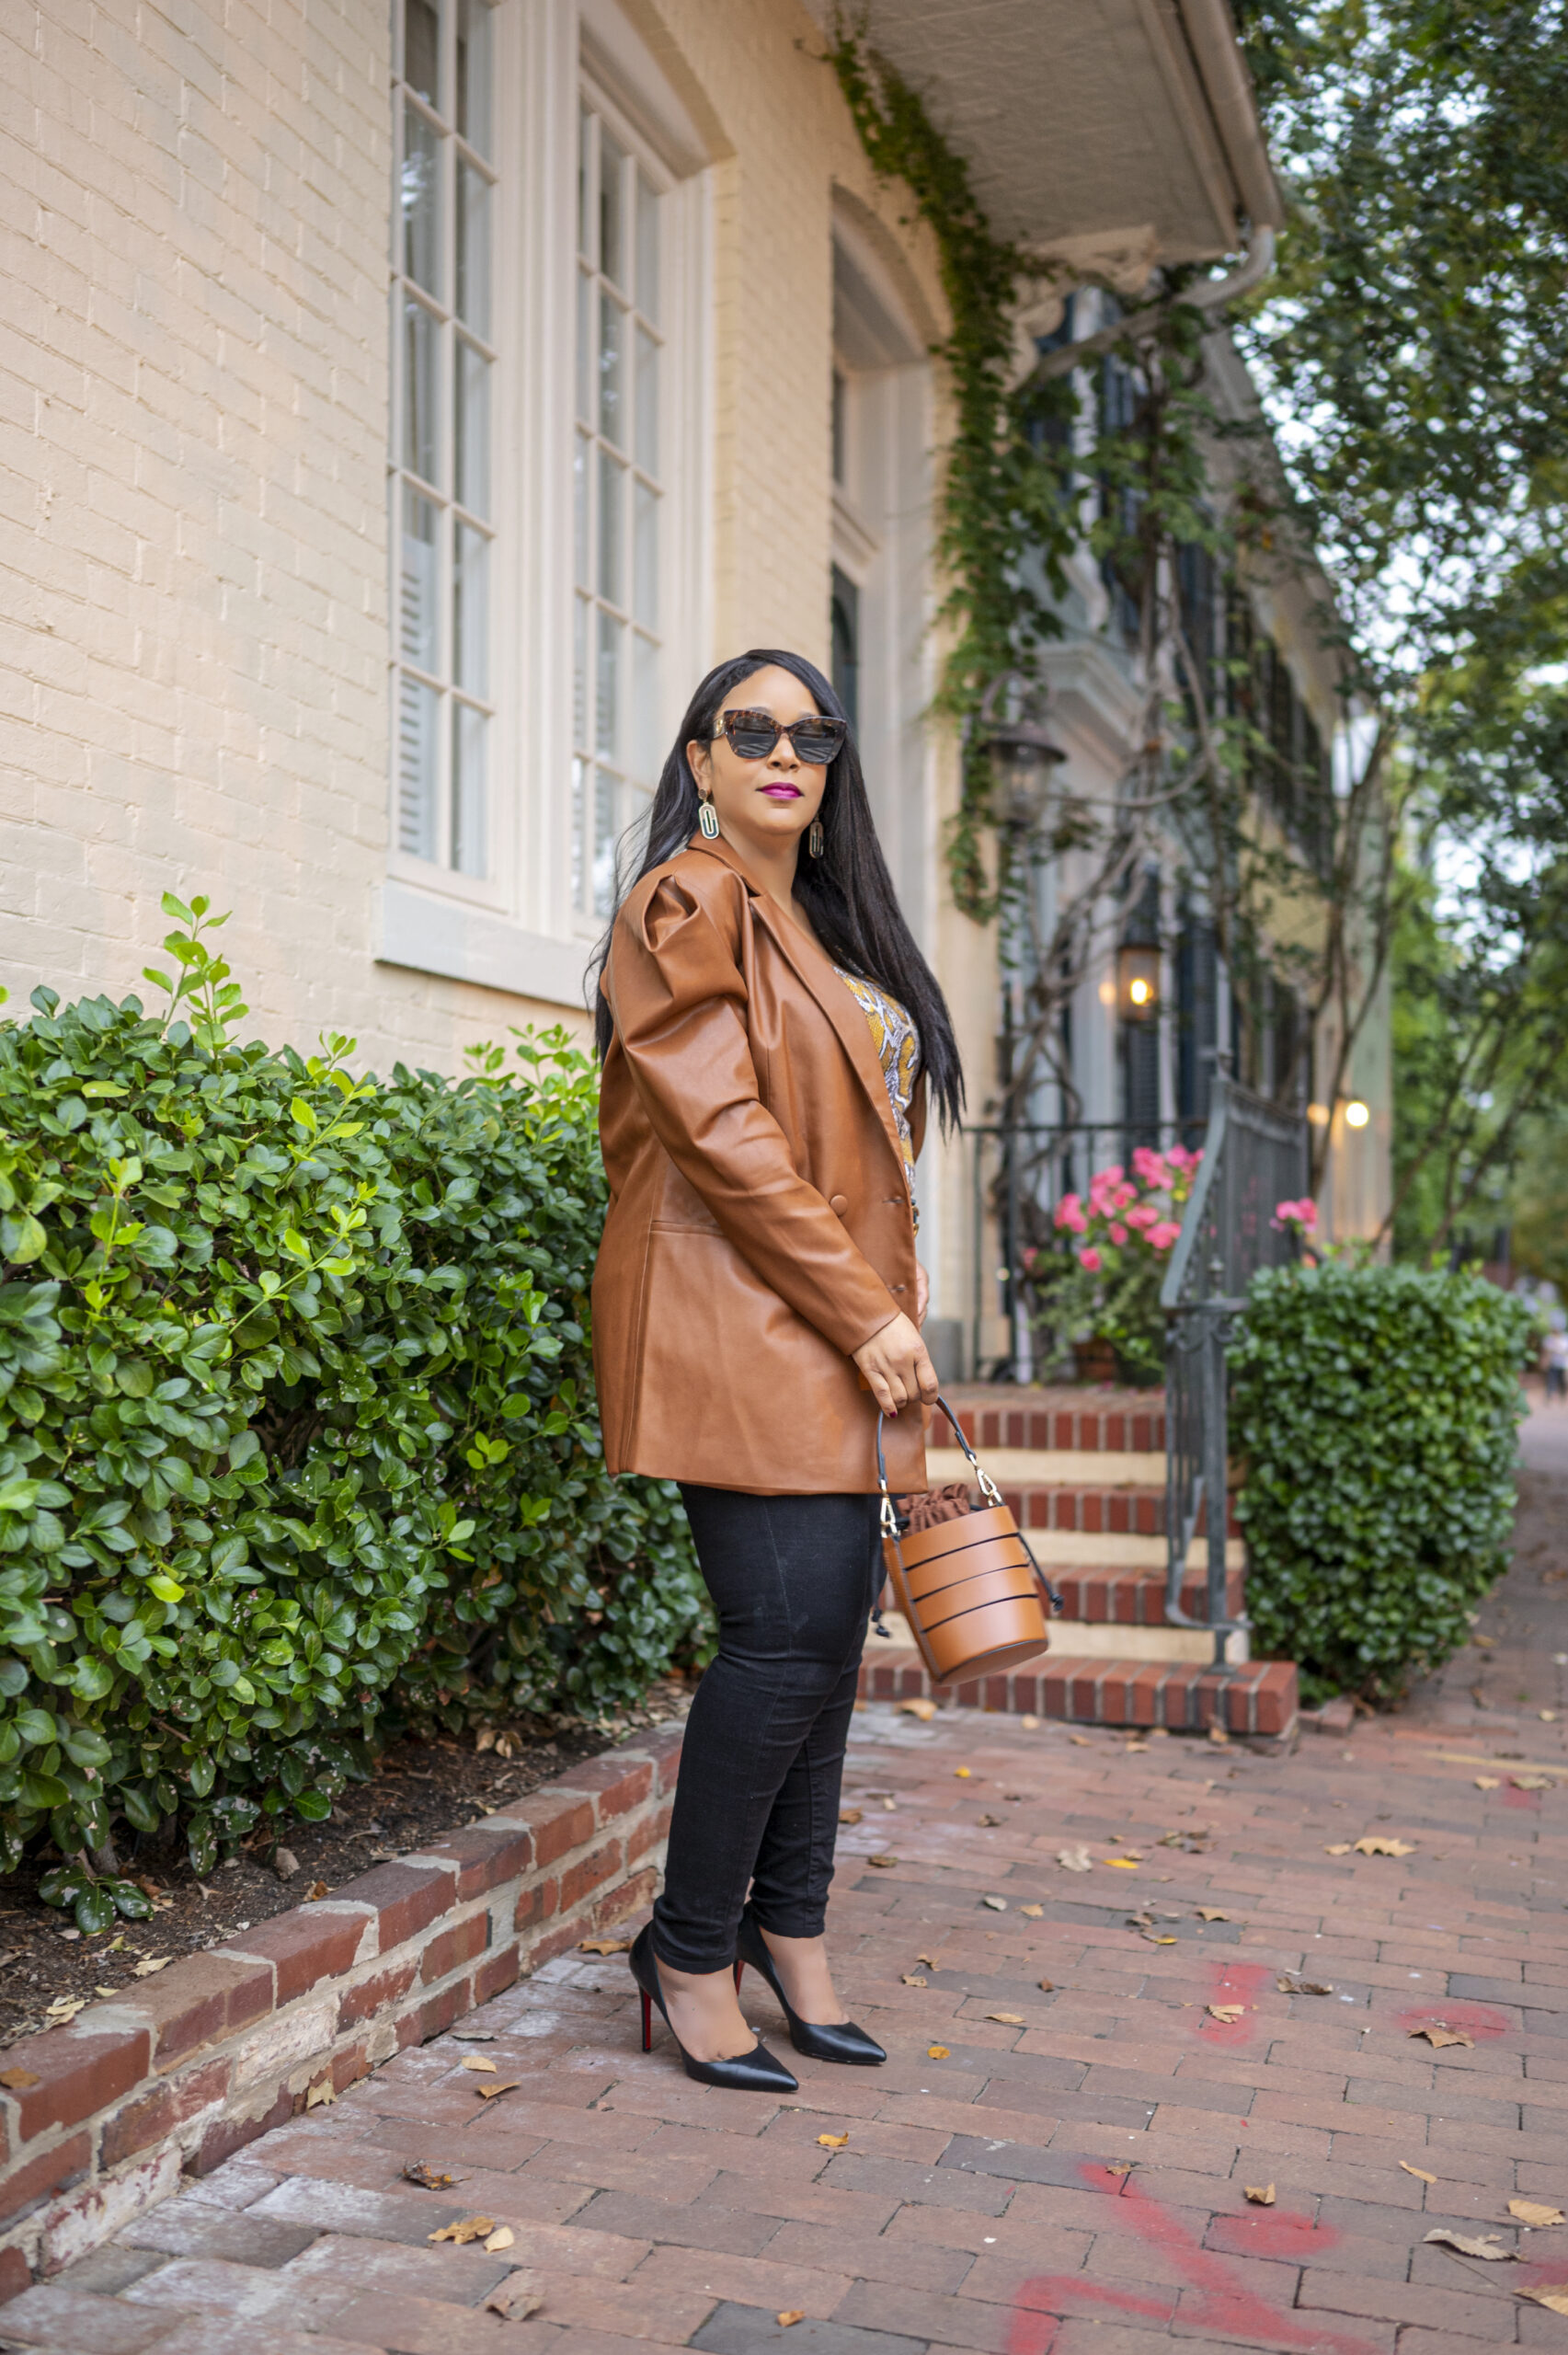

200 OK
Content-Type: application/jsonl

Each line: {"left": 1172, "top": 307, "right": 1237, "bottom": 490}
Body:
{"left": 876, "top": 1395, "right": 1063, "bottom": 1615}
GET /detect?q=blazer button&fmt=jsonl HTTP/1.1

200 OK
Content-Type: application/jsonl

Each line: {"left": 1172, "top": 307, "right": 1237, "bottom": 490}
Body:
{"left": 829, "top": 1193, "right": 849, "bottom": 1216}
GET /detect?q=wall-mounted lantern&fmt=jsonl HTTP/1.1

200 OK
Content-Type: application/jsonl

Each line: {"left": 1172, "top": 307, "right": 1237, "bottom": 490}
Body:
{"left": 1116, "top": 943, "right": 1161, "bottom": 1018}
{"left": 976, "top": 672, "right": 1068, "bottom": 833}
{"left": 1344, "top": 1098, "right": 1370, "bottom": 1130}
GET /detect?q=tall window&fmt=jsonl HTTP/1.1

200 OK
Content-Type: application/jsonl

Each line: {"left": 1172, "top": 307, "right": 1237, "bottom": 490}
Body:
{"left": 573, "top": 100, "right": 665, "bottom": 919}
{"left": 390, "top": 0, "right": 497, "bottom": 878}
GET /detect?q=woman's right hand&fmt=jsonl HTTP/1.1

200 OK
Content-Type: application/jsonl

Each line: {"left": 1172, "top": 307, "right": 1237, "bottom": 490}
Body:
{"left": 853, "top": 1312, "right": 939, "bottom": 1417}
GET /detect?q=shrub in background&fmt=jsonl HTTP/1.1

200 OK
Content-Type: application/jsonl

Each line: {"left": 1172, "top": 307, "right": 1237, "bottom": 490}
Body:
{"left": 1230, "top": 1261, "right": 1533, "bottom": 1702}
{"left": 0, "top": 901, "right": 707, "bottom": 1926}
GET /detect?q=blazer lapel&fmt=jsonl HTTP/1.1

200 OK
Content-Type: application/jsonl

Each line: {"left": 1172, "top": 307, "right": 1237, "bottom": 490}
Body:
{"left": 687, "top": 832, "right": 908, "bottom": 1171}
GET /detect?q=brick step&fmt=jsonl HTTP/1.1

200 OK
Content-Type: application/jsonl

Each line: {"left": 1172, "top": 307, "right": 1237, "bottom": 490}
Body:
{"left": 923, "top": 1460, "right": 1242, "bottom": 1542}
{"left": 1052, "top": 1563, "right": 1246, "bottom": 1626}
{"left": 939, "top": 1384, "right": 1167, "bottom": 1456}
{"left": 858, "top": 1647, "right": 1298, "bottom": 1738}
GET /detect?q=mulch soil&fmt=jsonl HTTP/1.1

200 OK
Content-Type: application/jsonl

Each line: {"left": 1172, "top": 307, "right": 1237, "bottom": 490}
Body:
{"left": 0, "top": 1679, "right": 692, "bottom": 2050}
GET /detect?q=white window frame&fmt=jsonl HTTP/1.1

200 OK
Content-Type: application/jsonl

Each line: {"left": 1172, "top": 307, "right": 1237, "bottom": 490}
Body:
{"left": 380, "top": 0, "right": 711, "bottom": 1004}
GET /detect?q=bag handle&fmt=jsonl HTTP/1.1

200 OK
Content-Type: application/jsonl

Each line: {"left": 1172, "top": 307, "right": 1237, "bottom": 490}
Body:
{"left": 876, "top": 1395, "right": 1061, "bottom": 1614}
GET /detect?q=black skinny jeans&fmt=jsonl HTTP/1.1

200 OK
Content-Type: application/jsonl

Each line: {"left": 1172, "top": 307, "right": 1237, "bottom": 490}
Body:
{"left": 652, "top": 1487, "right": 882, "bottom": 1976}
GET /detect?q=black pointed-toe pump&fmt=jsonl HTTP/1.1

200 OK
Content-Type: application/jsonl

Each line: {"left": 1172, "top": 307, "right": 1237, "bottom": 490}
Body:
{"left": 629, "top": 1924, "right": 798, "bottom": 2093}
{"left": 733, "top": 1905, "right": 887, "bottom": 2065}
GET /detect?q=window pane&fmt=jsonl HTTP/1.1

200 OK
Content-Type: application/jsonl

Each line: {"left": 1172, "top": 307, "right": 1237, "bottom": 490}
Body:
{"left": 599, "top": 293, "right": 624, "bottom": 443}
{"left": 633, "top": 477, "right": 658, "bottom": 627}
{"left": 571, "top": 754, "right": 587, "bottom": 911}
{"left": 573, "top": 595, "right": 588, "bottom": 748}
{"left": 596, "top": 610, "right": 622, "bottom": 756}
{"left": 455, "top": 162, "right": 491, "bottom": 339}
{"left": 578, "top": 107, "right": 593, "bottom": 262}
{"left": 634, "top": 325, "right": 658, "bottom": 474}
{"left": 452, "top": 701, "right": 487, "bottom": 875}
{"left": 404, "top": 0, "right": 441, "bottom": 108}
{"left": 576, "top": 270, "right": 591, "bottom": 422}
{"left": 455, "top": 0, "right": 492, "bottom": 157}
{"left": 573, "top": 431, "right": 589, "bottom": 588}
{"left": 402, "top": 295, "right": 438, "bottom": 486}
{"left": 636, "top": 172, "right": 659, "bottom": 322}
{"left": 598, "top": 448, "right": 624, "bottom": 606}
{"left": 453, "top": 522, "right": 488, "bottom": 695}
{"left": 398, "top": 485, "right": 439, "bottom": 671}
{"left": 593, "top": 767, "right": 618, "bottom": 915}
{"left": 396, "top": 672, "right": 439, "bottom": 859}
{"left": 600, "top": 128, "right": 625, "bottom": 286}
{"left": 632, "top": 629, "right": 658, "bottom": 784}
{"left": 454, "top": 336, "right": 490, "bottom": 516}
{"left": 402, "top": 99, "right": 441, "bottom": 296}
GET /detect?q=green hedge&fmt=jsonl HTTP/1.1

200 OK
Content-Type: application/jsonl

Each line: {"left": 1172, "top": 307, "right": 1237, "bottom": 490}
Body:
{"left": 1230, "top": 1262, "right": 1533, "bottom": 1702}
{"left": 0, "top": 919, "right": 706, "bottom": 1927}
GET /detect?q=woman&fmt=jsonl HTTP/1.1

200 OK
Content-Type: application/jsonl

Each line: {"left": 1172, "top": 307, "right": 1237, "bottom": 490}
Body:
{"left": 591, "top": 649, "right": 963, "bottom": 2092}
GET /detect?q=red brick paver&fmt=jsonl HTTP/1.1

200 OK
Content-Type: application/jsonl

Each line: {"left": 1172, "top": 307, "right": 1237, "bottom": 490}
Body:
{"left": 10, "top": 1668, "right": 1564, "bottom": 2355}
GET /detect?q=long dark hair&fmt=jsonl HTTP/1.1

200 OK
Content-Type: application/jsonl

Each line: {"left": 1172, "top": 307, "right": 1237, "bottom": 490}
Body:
{"left": 589, "top": 648, "right": 964, "bottom": 1130}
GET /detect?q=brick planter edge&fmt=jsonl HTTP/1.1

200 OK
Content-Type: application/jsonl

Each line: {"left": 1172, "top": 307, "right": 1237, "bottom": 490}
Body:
{"left": 0, "top": 1722, "right": 681, "bottom": 2297}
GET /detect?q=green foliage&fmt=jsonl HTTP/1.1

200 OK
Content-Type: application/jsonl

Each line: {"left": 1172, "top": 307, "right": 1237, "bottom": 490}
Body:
{"left": 0, "top": 913, "right": 707, "bottom": 1920}
{"left": 1023, "top": 1146, "right": 1197, "bottom": 1385}
{"left": 1230, "top": 1262, "right": 1533, "bottom": 1701}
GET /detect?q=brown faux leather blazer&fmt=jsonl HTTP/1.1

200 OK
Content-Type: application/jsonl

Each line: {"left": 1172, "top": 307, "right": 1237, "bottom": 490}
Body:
{"left": 592, "top": 833, "right": 929, "bottom": 1496}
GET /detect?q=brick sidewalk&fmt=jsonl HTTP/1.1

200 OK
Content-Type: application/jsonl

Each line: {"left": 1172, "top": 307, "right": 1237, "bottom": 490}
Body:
{"left": 4, "top": 1691, "right": 1564, "bottom": 2355}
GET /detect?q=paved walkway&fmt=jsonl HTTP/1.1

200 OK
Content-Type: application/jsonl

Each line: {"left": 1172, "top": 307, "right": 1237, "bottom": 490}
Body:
{"left": 3, "top": 1418, "right": 1565, "bottom": 2355}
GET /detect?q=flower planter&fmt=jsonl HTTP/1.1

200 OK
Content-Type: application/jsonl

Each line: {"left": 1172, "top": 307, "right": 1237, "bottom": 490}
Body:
{"left": 1072, "top": 1338, "right": 1119, "bottom": 1385}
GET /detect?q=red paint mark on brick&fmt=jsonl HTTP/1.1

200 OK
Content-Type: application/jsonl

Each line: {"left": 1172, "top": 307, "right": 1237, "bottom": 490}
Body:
{"left": 1498, "top": 1783, "right": 1540, "bottom": 1810}
{"left": 1007, "top": 2166, "right": 1378, "bottom": 2355}
{"left": 1396, "top": 2000, "right": 1511, "bottom": 2041}
{"left": 1196, "top": 1957, "right": 1276, "bottom": 2045}
{"left": 1207, "top": 2205, "right": 1338, "bottom": 2263}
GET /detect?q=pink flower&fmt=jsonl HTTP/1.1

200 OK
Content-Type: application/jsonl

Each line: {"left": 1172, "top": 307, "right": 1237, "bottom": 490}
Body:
{"left": 1108, "top": 1222, "right": 1127, "bottom": 1245}
{"left": 1054, "top": 1194, "right": 1087, "bottom": 1234}
{"left": 1131, "top": 1146, "right": 1168, "bottom": 1186}
{"left": 1125, "top": 1203, "right": 1158, "bottom": 1230}
{"left": 1167, "top": 1145, "right": 1199, "bottom": 1173}
{"left": 1272, "top": 1198, "right": 1319, "bottom": 1232}
{"left": 1078, "top": 1246, "right": 1103, "bottom": 1273}
{"left": 1111, "top": 1182, "right": 1138, "bottom": 1210}
{"left": 1150, "top": 1222, "right": 1182, "bottom": 1250}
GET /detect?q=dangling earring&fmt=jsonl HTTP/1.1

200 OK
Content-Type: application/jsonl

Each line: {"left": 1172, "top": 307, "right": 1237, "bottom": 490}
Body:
{"left": 807, "top": 819, "right": 825, "bottom": 859}
{"left": 698, "top": 795, "right": 720, "bottom": 840}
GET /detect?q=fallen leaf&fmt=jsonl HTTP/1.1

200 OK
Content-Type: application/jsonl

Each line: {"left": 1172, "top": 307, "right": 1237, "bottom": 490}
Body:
{"left": 986, "top": 2012, "right": 1025, "bottom": 2026}
{"left": 404, "top": 2161, "right": 459, "bottom": 2189}
{"left": 1196, "top": 1909, "right": 1231, "bottom": 1923}
{"left": 897, "top": 1698, "right": 936, "bottom": 1720}
{"left": 485, "top": 2277, "right": 544, "bottom": 2321}
{"left": 1474, "top": 1776, "right": 1501, "bottom": 1790}
{"left": 429, "top": 2215, "right": 497, "bottom": 2244}
{"left": 1400, "top": 2163, "right": 1437, "bottom": 2184}
{"left": 1019, "top": 1903, "right": 1044, "bottom": 1918}
{"left": 1508, "top": 2199, "right": 1564, "bottom": 2227}
{"left": 1408, "top": 2026, "right": 1474, "bottom": 2050}
{"left": 132, "top": 1957, "right": 169, "bottom": 1977}
{"left": 1323, "top": 1844, "right": 1353, "bottom": 1855}
{"left": 1127, "top": 1911, "right": 1154, "bottom": 1929}
{"left": 1511, "top": 1774, "right": 1554, "bottom": 1790}
{"left": 868, "top": 1854, "right": 898, "bottom": 1869}
{"left": 1104, "top": 1857, "right": 1140, "bottom": 1870}
{"left": 1207, "top": 1724, "right": 1230, "bottom": 1745}
{"left": 978, "top": 1813, "right": 1003, "bottom": 1827}
{"left": 1278, "top": 1977, "right": 1334, "bottom": 1996}
{"left": 981, "top": 1895, "right": 1007, "bottom": 1911}
{"left": 1472, "top": 1635, "right": 1497, "bottom": 1648}
{"left": 461, "top": 2055, "right": 498, "bottom": 2073}
{"left": 927, "top": 2044, "right": 951, "bottom": 2059}
{"left": 1207, "top": 2004, "right": 1246, "bottom": 2023}
{"left": 1037, "top": 1979, "right": 1056, "bottom": 1991}
{"left": 1021, "top": 1715, "right": 1039, "bottom": 1729}
{"left": 0, "top": 2068, "right": 41, "bottom": 2090}
{"left": 1144, "top": 1934, "right": 1178, "bottom": 1945}
{"left": 1069, "top": 1733, "right": 1093, "bottom": 1745}
{"left": 577, "top": 1936, "right": 632, "bottom": 1956}
{"left": 1244, "top": 2185, "right": 1276, "bottom": 2206}
{"left": 475, "top": 2079, "right": 522, "bottom": 2100}
{"left": 916, "top": 1951, "right": 942, "bottom": 1970}
{"left": 303, "top": 1880, "right": 328, "bottom": 1902}
{"left": 817, "top": 2132, "right": 849, "bottom": 2148}
{"left": 1424, "top": 2228, "right": 1511, "bottom": 2259}
{"left": 1353, "top": 1835, "right": 1416, "bottom": 1856}
{"left": 776, "top": 2314, "right": 806, "bottom": 2329}
{"left": 881, "top": 1797, "right": 897, "bottom": 1810}
{"left": 900, "top": 1973, "right": 927, "bottom": 1988}
{"left": 839, "top": 1809, "right": 863, "bottom": 1826}
{"left": 955, "top": 1766, "right": 971, "bottom": 1778}
{"left": 1124, "top": 1741, "right": 1150, "bottom": 1753}
{"left": 1057, "top": 1845, "right": 1093, "bottom": 1872}
{"left": 1105, "top": 2161, "right": 1133, "bottom": 2176}
{"left": 94, "top": 1985, "right": 117, "bottom": 1997}
{"left": 1541, "top": 1711, "right": 1559, "bottom": 1724}
{"left": 485, "top": 2225, "right": 515, "bottom": 2252}
{"left": 1516, "top": 2285, "right": 1568, "bottom": 2314}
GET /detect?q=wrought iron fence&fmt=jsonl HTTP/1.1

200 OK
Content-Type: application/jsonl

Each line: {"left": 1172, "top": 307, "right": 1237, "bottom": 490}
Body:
{"left": 1159, "top": 1068, "right": 1308, "bottom": 1663}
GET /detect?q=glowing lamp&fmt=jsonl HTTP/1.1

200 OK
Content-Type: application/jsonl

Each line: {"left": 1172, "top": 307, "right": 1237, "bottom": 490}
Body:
{"left": 1344, "top": 1098, "right": 1370, "bottom": 1129}
{"left": 1116, "top": 945, "right": 1160, "bottom": 1018}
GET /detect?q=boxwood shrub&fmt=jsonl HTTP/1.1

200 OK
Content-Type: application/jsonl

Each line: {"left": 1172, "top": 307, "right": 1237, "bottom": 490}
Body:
{"left": 1230, "top": 1261, "right": 1533, "bottom": 1702}
{"left": 0, "top": 929, "right": 707, "bottom": 1926}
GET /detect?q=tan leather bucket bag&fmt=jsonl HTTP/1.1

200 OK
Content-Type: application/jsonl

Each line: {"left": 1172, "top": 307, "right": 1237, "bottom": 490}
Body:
{"left": 877, "top": 1398, "right": 1061, "bottom": 1684}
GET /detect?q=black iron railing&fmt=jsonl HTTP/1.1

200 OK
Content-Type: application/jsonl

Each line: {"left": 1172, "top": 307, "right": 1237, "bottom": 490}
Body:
{"left": 1159, "top": 1070, "right": 1307, "bottom": 1664}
